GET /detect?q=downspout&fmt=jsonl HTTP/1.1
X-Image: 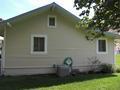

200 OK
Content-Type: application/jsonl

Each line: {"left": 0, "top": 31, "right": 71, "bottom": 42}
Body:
{"left": 1, "top": 24, "right": 6, "bottom": 76}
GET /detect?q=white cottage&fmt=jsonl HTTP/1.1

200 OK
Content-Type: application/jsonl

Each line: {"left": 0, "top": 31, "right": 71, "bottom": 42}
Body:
{"left": 0, "top": 2, "right": 119, "bottom": 75}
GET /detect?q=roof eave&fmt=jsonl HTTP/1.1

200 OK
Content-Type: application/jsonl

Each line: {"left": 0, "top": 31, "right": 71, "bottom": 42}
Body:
{"left": 104, "top": 32, "right": 120, "bottom": 39}
{"left": 3, "top": 2, "right": 80, "bottom": 24}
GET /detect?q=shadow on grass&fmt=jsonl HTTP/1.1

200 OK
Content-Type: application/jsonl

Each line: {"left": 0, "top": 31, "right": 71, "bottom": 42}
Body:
{"left": 0, "top": 73, "right": 118, "bottom": 90}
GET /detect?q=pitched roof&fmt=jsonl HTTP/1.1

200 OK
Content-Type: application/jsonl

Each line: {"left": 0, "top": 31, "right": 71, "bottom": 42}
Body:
{"left": 3, "top": 2, "right": 80, "bottom": 24}
{"left": 0, "top": 2, "right": 120, "bottom": 39}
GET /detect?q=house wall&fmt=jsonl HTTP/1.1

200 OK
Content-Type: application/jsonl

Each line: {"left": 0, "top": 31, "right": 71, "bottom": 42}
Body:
{"left": 4, "top": 10, "right": 114, "bottom": 75}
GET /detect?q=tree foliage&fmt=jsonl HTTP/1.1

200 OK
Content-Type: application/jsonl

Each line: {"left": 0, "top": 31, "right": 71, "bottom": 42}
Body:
{"left": 76, "top": 17, "right": 103, "bottom": 40}
{"left": 74, "top": 0, "right": 120, "bottom": 32}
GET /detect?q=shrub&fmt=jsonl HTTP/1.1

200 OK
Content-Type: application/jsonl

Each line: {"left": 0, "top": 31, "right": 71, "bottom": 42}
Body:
{"left": 87, "top": 57, "right": 116, "bottom": 74}
{"left": 99, "top": 64, "right": 115, "bottom": 73}
{"left": 88, "top": 56, "right": 101, "bottom": 73}
{"left": 115, "top": 65, "right": 120, "bottom": 73}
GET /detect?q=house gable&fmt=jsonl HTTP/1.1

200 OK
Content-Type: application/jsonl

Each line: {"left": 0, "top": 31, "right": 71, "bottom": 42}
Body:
{"left": 4, "top": 2, "right": 80, "bottom": 24}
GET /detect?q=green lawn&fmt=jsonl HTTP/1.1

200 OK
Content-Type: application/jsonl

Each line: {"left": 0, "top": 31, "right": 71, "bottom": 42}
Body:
{"left": 0, "top": 55, "right": 120, "bottom": 90}
{"left": 115, "top": 54, "right": 120, "bottom": 65}
{"left": 0, "top": 73, "right": 120, "bottom": 90}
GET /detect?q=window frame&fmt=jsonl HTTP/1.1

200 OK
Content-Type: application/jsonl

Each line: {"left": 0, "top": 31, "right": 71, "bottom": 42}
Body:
{"left": 31, "top": 34, "right": 47, "bottom": 54}
{"left": 48, "top": 15, "right": 56, "bottom": 28}
{"left": 96, "top": 38, "right": 108, "bottom": 54}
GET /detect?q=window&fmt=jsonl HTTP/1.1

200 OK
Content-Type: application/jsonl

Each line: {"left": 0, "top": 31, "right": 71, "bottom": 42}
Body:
{"left": 97, "top": 39, "right": 107, "bottom": 54}
{"left": 48, "top": 15, "right": 56, "bottom": 28}
{"left": 31, "top": 35, "right": 47, "bottom": 54}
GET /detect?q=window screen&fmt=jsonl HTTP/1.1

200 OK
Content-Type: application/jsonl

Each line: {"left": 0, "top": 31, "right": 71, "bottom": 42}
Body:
{"left": 33, "top": 37, "right": 45, "bottom": 52}
{"left": 49, "top": 17, "right": 55, "bottom": 26}
{"left": 98, "top": 40, "right": 106, "bottom": 52}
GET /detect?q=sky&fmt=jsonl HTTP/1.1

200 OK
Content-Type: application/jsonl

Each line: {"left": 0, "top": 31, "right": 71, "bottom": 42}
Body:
{"left": 0, "top": 0, "right": 94, "bottom": 20}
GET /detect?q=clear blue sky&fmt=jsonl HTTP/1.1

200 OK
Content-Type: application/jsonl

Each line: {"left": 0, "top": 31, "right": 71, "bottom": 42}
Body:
{"left": 0, "top": 0, "right": 94, "bottom": 20}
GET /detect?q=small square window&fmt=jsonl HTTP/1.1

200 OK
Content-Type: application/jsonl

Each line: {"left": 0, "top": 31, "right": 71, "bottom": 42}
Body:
{"left": 48, "top": 16, "right": 56, "bottom": 28}
{"left": 98, "top": 40, "right": 106, "bottom": 52}
{"left": 49, "top": 17, "right": 55, "bottom": 26}
{"left": 97, "top": 39, "right": 107, "bottom": 54}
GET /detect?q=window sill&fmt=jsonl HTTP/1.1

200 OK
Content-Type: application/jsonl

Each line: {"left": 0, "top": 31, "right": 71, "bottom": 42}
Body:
{"left": 97, "top": 52, "right": 108, "bottom": 54}
{"left": 31, "top": 51, "right": 47, "bottom": 55}
{"left": 48, "top": 26, "right": 56, "bottom": 28}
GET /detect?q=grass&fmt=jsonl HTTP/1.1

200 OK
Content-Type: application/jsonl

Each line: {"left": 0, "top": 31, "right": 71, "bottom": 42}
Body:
{"left": 115, "top": 54, "right": 120, "bottom": 65}
{"left": 0, "top": 73, "right": 120, "bottom": 90}
{"left": 0, "top": 55, "right": 120, "bottom": 90}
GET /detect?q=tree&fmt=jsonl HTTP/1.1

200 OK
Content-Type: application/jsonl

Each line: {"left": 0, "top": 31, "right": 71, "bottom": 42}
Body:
{"left": 74, "top": 0, "right": 120, "bottom": 32}
{"left": 76, "top": 17, "right": 103, "bottom": 40}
